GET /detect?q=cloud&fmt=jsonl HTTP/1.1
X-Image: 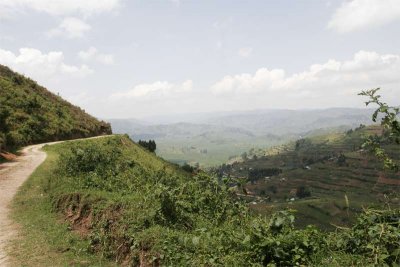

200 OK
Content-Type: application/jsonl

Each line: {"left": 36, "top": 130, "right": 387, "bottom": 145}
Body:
{"left": 47, "top": 17, "right": 91, "bottom": 39}
{"left": 210, "top": 50, "right": 400, "bottom": 107}
{"left": 112, "top": 80, "right": 193, "bottom": 99}
{"left": 213, "top": 17, "right": 233, "bottom": 31}
{"left": 0, "top": 0, "right": 120, "bottom": 18}
{"left": 0, "top": 47, "right": 93, "bottom": 79}
{"left": 238, "top": 47, "right": 253, "bottom": 58}
{"left": 328, "top": 0, "right": 400, "bottom": 33}
{"left": 170, "top": 0, "right": 181, "bottom": 7}
{"left": 78, "top": 47, "right": 114, "bottom": 65}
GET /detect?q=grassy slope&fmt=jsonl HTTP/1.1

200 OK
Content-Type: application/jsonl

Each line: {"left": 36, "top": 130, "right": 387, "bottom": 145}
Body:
{"left": 10, "top": 136, "right": 198, "bottom": 265}
{"left": 10, "top": 146, "right": 116, "bottom": 266}
{"left": 10, "top": 135, "right": 398, "bottom": 266}
{"left": 0, "top": 64, "right": 111, "bottom": 153}
{"left": 220, "top": 125, "right": 400, "bottom": 230}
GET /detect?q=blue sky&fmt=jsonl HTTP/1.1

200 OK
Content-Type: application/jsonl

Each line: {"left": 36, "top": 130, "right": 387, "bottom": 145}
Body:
{"left": 0, "top": 0, "right": 400, "bottom": 119}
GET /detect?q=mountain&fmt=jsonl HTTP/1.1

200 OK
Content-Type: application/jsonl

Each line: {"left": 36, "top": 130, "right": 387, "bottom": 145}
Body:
{"left": 214, "top": 125, "right": 400, "bottom": 230}
{"left": 109, "top": 108, "right": 375, "bottom": 166}
{"left": 202, "top": 108, "right": 375, "bottom": 135}
{"left": 0, "top": 65, "right": 112, "bottom": 153}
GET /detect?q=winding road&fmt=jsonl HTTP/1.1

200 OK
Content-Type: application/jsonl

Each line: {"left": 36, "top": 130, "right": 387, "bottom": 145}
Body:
{"left": 0, "top": 136, "right": 110, "bottom": 266}
{"left": 0, "top": 143, "right": 51, "bottom": 266}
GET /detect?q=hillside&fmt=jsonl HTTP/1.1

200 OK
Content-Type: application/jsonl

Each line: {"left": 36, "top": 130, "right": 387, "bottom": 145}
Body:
{"left": 110, "top": 108, "right": 374, "bottom": 166}
{"left": 109, "top": 119, "right": 289, "bottom": 166}
{"left": 214, "top": 125, "right": 400, "bottom": 230}
{"left": 11, "top": 135, "right": 399, "bottom": 266}
{"left": 0, "top": 65, "right": 112, "bottom": 154}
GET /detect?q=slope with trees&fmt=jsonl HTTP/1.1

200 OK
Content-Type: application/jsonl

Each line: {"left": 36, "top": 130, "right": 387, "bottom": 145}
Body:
{"left": 0, "top": 65, "right": 112, "bottom": 154}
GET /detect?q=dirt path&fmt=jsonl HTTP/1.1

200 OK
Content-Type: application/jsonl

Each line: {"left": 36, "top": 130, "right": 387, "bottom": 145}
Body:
{"left": 0, "top": 143, "right": 53, "bottom": 266}
{"left": 0, "top": 136, "right": 112, "bottom": 266}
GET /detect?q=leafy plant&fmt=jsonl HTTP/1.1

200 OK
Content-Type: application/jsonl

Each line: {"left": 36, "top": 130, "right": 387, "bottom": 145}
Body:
{"left": 359, "top": 88, "right": 400, "bottom": 171}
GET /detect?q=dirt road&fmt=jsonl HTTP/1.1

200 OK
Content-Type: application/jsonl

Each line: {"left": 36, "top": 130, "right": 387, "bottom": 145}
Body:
{"left": 0, "top": 143, "right": 52, "bottom": 266}
{"left": 0, "top": 135, "right": 112, "bottom": 266}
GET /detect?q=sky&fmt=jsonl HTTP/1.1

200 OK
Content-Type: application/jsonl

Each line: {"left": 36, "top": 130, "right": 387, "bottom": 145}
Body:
{"left": 0, "top": 0, "right": 400, "bottom": 119}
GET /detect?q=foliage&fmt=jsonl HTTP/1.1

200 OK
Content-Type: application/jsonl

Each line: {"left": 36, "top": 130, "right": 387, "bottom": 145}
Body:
{"left": 181, "top": 163, "right": 196, "bottom": 173}
{"left": 329, "top": 208, "right": 400, "bottom": 266}
{"left": 214, "top": 123, "right": 399, "bottom": 229}
{"left": 359, "top": 88, "right": 400, "bottom": 171}
{"left": 337, "top": 153, "right": 347, "bottom": 166}
{"left": 138, "top": 139, "right": 156, "bottom": 152}
{"left": 248, "top": 168, "right": 282, "bottom": 183}
{"left": 28, "top": 136, "right": 399, "bottom": 266}
{"left": 296, "top": 186, "right": 311, "bottom": 198}
{"left": 0, "top": 64, "right": 111, "bottom": 151}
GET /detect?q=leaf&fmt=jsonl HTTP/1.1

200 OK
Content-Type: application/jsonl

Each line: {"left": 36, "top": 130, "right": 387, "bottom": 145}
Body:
{"left": 192, "top": 236, "right": 200, "bottom": 246}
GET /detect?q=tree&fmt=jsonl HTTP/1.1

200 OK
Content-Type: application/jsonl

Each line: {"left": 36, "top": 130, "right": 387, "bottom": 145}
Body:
{"left": 296, "top": 186, "right": 311, "bottom": 198}
{"left": 359, "top": 88, "right": 399, "bottom": 171}
{"left": 337, "top": 154, "right": 347, "bottom": 166}
{"left": 138, "top": 139, "right": 157, "bottom": 153}
{"left": 181, "top": 163, "right": 195, "bottom": 173}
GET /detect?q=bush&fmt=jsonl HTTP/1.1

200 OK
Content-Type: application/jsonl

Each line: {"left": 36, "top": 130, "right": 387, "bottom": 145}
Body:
{"left": 296, "top": 186, "right": 311, "bottom": 198}
{"left": 138, "top": 140, "right": 156, "bottom": 152}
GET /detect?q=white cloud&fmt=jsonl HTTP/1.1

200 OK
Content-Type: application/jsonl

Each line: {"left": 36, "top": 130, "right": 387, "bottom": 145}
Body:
{"left": 112, "top": 80, "right": 193, "bottom": 99}
{"left": 170, "top": 0, "right": 181, "bottom": 7}
{"left": 213, "top": 17, "right": 233, "bottom": 31}
{"left": 0, "top": 47, "right": 93, "bottom": 79}
{"left": 48, "top": 17, "right": 91, "bottom": 39}
{"left": 0, "top": 0, "right": 120, "bottom": 18}
{"left": 238, "top": 47, "right": 253, "bottom": 58}
{"left": 78, "top": 47, "right": 114, "bottom": 65}
{"left": 211, "top": 50, "right": 400, "bottom": 106}
{"left": 328, "top": 0, "right": 400, "bottom": 33}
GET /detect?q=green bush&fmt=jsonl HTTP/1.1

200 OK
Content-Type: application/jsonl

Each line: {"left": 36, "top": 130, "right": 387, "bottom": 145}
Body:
{"left": 44, "top": 136, "right": 400, "bottom": 266}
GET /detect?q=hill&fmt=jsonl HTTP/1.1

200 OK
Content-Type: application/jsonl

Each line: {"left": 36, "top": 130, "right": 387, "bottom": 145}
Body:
{"left": 109, "top": 108, "right": 374, "bottom": 166}
{"left": 10, "top": 135, "right": 399, "bottom": 266}
{"left": 109, "top": 119, "right": 289, "bottom": 166}
{"left": 0, "top": 64, "right": 112, "bottom": 154}
{"left": 214, "top": 125, "right": 400, "bottom": 230}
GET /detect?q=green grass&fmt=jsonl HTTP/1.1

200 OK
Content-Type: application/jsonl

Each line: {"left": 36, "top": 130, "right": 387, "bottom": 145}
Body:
{"left": 9, "top": 135, "right": 399, "bottom": 266}
{"left": 156, "top": 135, "right": 288, "bottom": 167}
{"left": 10, "top": 148, "right": 116, "bottom": 266}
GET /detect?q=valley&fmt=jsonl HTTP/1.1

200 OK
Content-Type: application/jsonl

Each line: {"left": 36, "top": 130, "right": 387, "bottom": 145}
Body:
{"left": 0, "top": 64, "right": 398, "bottom": 265}
{"left": 110, "top": 108, "right": 375, "bottom": 167}
{"left": 1, "top": 1, "right": 400, "bottom": 265}
{"left": 213, "top": 125, "right": 400, "bottom": 230}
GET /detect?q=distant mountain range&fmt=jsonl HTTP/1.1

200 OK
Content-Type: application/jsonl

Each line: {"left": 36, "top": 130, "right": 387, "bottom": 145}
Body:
{"left": 109, "top": 108, "right": 375, "bottom": 166}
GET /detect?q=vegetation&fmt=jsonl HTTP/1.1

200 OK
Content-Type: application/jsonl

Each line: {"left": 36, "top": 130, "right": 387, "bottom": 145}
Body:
{"left": 248, "top": 168, "right": 282, "bottom": 183}
{"left": 0, "top": 64, "right": 112, "bottom": 153}
{"left": 8, "top": 88, "right": 399, "bottom": 265}
{"left": 181, "top": 163, "right": 197, "bottom": 173}
{"left": 215, "top": 124, "right": 399, "bottom": 229}
{"left": 138, "top": 139, "right": 157, "bottom": 153}
{"left": 110, "top": 108, "right": 374, "bottom": 167}
{"left": 296, "top": 186, "right": 311, "bottom": 198}
{"left": 359, "top": 88, "right": 400, "bottom": 171}
{"left": 11, "top": 135, "right": 399, "bottom": 266}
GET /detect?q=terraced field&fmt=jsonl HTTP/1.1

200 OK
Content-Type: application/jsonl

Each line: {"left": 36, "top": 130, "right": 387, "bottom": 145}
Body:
{"left": 217, "top": 125, "right": 400, "bottom": 230}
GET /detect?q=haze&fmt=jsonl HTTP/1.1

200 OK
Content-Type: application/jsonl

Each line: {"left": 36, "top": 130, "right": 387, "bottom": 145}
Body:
{"left": 0, "top": 0, "right": 400, "bottom": 119}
